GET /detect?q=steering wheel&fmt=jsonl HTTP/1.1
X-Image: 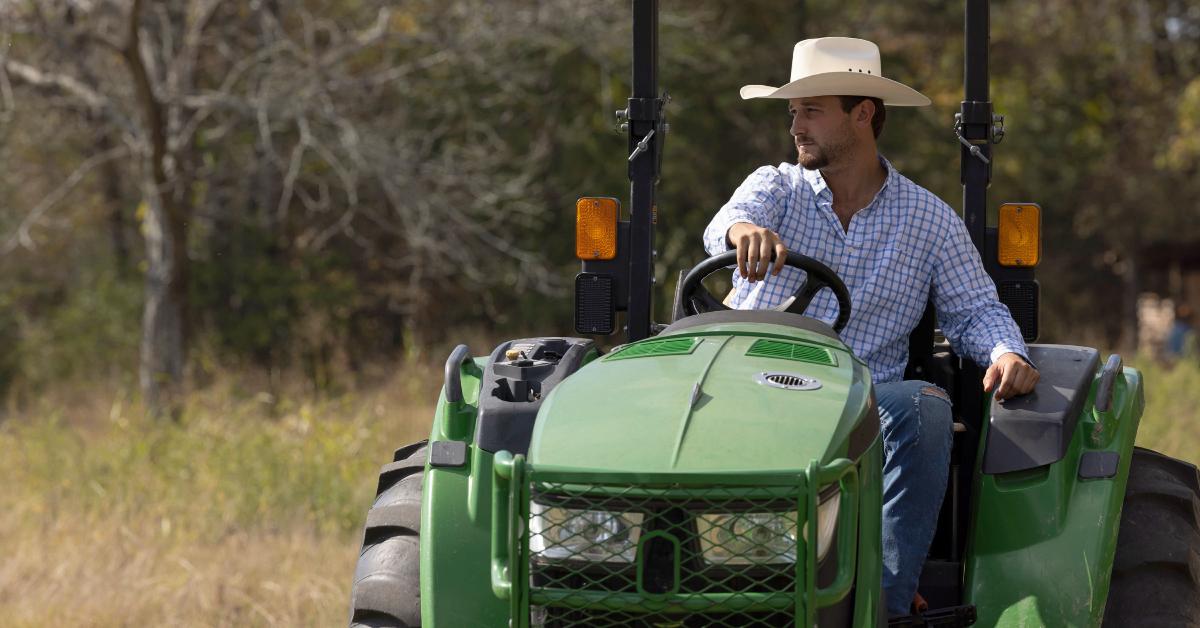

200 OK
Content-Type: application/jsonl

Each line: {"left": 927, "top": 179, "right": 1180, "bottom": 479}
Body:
{"left": 675, "top": 250, "right": 853, "bottom": 332}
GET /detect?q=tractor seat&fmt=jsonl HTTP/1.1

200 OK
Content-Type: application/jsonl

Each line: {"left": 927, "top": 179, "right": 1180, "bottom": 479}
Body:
{"left": 662, "top": 309, "right": 841, "bottom": 341}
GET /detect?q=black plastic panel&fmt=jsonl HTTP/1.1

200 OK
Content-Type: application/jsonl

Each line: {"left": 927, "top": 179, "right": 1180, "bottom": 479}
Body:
{"left": 474, "top": 337, "right": 595, "bottom": 455}
{"left": 982, "top": 344, "right": 1099, "bottom": 475}
{"left": 997, "top": 279, "right": 1039, "bottom": 342}
{"left": 429, "top": 440, "right": 467, "bottom": 468}
{"left": 1079, "top": 451, "right": 1120, "bottom": 479}
{"left": 575, "top": 273, "right": 615, "bottom": 335}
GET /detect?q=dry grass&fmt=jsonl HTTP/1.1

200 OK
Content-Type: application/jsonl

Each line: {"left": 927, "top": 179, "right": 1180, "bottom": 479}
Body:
{"left": 0, "top": 356, "right": 1197, "bottom": 626}
{"left": 0, "top": 367, "right": 438, "bottom": 627}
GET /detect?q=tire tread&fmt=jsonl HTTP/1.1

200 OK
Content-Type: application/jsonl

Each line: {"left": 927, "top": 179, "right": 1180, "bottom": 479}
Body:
{"left": 1103, "top": 447, "right": 1200, "bottom": 627}
{"left": 350, "top": 441, "right": 427, "bottom": 627}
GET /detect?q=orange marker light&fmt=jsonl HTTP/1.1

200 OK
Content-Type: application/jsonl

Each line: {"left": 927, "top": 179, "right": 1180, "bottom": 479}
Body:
{"left": 575, "top": 197, "right": 619, "bottom": 260}
{"left": 997, "top": 203, "right": 1041, "bottom": 267}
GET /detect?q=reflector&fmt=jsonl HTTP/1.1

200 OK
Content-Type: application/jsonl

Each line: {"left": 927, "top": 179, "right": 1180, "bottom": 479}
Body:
{"left": 576, "top": 197, "right": 619, "bottom": 260}
{"left": 997, "top": 203, "right": 1041, "bottom": 267}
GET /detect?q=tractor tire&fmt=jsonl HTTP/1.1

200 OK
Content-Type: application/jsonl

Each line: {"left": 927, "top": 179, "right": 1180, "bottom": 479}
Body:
{"left": 349, "top": 440, "right": 428, "bottom": 628}
{"left": 1103, "top": 447, "right": 1200, "bottom": 627}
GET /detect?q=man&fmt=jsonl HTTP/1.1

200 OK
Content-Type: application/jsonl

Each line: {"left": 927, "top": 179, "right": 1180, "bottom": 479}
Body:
{"left": 703, "top": 37, "right": 1039, "bottom": 616}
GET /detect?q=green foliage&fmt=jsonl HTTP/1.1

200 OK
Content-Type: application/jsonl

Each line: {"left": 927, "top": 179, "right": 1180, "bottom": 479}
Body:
{"left": 1134, "top": 356, "right": 1200, "bottom": 464}
{"left": 2, "top": 0, "right": 1199, "bottom": 388}
{"left": 6, "top": 267, "right": 141, "bottom": 390}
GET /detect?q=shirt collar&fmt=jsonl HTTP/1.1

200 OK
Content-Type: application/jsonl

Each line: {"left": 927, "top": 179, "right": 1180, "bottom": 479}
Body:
{"left": 800, "top": 154, "right": 897, "bottom": 211}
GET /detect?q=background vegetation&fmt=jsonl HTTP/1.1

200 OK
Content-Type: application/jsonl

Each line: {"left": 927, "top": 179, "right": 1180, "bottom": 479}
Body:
{"left": 2, "top": 0, "right": 1199, "bottom": 625}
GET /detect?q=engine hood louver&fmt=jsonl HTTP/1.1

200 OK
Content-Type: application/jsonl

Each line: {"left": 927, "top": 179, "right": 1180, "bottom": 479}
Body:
{"left": 745, "top": 339, "right": 837, "bottom": 367}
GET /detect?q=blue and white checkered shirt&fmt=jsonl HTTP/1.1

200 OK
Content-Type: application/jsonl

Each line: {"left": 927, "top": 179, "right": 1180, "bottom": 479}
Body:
{"left": 703, "top": 157, "right": 1029, "bottom": 384}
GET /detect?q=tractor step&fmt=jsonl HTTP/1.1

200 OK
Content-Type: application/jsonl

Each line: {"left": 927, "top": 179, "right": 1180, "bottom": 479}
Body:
{"left": 888, "top": 604, "right": 976, "bottom": 627}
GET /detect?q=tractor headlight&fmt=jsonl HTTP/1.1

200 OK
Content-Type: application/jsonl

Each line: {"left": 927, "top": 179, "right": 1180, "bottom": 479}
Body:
{"left": 697, "top": 491, "right": 840, "bottom": 565}
{"left": 529, "top": 503, "right": 643, "bottom": 562}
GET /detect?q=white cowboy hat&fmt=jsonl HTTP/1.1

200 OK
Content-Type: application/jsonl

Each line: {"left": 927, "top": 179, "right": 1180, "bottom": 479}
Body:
{"left": 740, "top": 37, "right": 930, "bottom": 106}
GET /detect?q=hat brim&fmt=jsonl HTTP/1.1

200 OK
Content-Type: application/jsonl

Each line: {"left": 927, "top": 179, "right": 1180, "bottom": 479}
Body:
{"left": 740, "top": 72, "right": 930, "bottom": 106}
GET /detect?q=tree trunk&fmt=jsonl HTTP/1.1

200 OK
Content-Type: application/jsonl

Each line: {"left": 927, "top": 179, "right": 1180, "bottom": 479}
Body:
{"left": 139, "top": 181, "right": 187, "bottom": 416}
{"left": 123, "top": 0, "right": 189, "bottom": 416}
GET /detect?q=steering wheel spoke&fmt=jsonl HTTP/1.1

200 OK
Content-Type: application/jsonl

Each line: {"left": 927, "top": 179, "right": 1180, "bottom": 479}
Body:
{"left": 783, "top": 276, "right": 830, "bottom": 315}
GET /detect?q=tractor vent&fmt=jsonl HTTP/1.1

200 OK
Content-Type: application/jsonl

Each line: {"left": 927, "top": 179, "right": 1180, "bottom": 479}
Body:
{"left": 755, "top": 372, "right": 822, "bottom": 391}
{"left": 606, "top": 337, "right": 699, "bottom": 361}
{"left": 746, "top": 339, "right": 837, "bottom": 367}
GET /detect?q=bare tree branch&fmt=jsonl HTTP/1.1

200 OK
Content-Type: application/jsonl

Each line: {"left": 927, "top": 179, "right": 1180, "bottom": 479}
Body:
{"left": 1, "top": 58, "right": 109, "bottom": 111}
{"left": 1, "top": 144, "right": 130, "bottom": 255}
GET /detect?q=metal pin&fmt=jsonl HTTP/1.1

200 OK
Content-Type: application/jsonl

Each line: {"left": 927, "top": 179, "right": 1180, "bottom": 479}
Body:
{"left": 628, "top": 129, "right": 656, "bottom": 162}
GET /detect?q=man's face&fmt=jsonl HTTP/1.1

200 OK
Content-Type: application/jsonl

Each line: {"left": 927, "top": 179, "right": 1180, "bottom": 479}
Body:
{"left": 788, "top": 96, "right": 856, "bottom": 170}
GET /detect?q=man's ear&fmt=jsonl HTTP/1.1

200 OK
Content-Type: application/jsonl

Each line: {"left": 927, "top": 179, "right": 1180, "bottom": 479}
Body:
{"left": 856, "top": 99, "right": 875, "bottom": 126}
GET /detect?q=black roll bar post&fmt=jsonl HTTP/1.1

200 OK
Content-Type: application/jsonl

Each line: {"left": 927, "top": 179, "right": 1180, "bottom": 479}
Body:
{"left": 626, "top": 0, "right": 663, "bottom": 342}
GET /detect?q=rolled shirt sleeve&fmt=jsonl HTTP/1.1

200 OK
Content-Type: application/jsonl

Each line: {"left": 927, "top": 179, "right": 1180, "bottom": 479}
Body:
{"left": 703, "top": 166, "right": 789, "bottom": 256}
{"left": 931, "top": 208, "right": 1031, "bottom": 367}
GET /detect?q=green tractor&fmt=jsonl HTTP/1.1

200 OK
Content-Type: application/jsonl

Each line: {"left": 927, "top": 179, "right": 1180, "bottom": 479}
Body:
{"left": 348, "top": 1, "right": 1200, "bottom": 626}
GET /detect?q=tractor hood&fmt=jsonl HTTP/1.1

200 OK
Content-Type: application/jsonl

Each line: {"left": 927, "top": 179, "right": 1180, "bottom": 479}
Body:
{"left": 528, "top": 324, "right": 874, "bottom": 476}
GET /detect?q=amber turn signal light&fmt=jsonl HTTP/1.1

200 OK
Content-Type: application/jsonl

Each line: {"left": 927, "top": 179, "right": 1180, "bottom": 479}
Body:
{"left": 997, "top": 203, "right": 1041, "bottom": 267}
{"left": 576, "top": 197, "right": 619, "bottom": 260}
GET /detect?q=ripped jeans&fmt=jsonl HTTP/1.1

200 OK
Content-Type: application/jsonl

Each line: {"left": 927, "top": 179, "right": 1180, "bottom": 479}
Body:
{"left": 876, "top": 380, "right": 954, "bottom": 616}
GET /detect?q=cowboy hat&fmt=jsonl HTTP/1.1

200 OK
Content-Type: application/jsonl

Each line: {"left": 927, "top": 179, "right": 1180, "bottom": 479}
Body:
{"left": 740, "top": 37, "right": 930, "bottom": 106}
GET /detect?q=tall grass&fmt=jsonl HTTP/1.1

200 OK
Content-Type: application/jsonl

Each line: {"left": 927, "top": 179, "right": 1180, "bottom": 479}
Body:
{"left": 1132, "top": 357, "right": 1200, "bottom": 466}
{"left": 0, "top": 357, "right": 1197, "bottom": 625}
{"left": 0, "top": 369, "right": 437, "bottom": 626}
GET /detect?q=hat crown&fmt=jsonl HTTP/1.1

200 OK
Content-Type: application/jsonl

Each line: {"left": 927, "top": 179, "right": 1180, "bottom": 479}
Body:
{"left": 790, "top": 37, "right": 882, "bottom": 82}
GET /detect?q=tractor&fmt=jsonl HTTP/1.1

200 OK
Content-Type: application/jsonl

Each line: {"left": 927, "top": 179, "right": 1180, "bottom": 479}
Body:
{"left": 348, "top": 0, "right": 1200, "bottom": 625}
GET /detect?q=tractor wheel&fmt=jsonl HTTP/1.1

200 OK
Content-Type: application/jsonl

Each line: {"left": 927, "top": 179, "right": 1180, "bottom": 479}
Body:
{"left": 1103, "top": 447, "right": 1200, "bottom": 627}
{"left": 349, "top": 440, "right": 428, "bottom": 628}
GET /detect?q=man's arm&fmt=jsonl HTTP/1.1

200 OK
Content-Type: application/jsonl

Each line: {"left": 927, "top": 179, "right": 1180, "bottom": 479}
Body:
{"left": 702, "top": 165, "right": 791, "bottom": 281}
{"left": 930, "top": 206, "right": 1039, "bottom": 400}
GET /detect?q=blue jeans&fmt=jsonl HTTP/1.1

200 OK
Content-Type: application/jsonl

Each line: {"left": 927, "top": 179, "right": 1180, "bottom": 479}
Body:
{"left": 876, "top": 380, "right": 954, "bottom": 616}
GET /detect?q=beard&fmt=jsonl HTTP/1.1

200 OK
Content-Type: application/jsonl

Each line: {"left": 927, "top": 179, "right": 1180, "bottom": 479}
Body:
{"left": 796, "top": 120, "right": 855, "bottom": 170}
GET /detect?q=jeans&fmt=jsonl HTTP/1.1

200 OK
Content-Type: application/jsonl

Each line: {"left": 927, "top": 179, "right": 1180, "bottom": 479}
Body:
{"left": 876, "top": 380, "right": 954, "bottom": 616}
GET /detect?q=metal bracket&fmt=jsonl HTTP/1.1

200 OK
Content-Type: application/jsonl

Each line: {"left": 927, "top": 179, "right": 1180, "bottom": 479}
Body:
{"left": 626, "top": 91, "right": 671, "bottom": 163}
{"left": 954, "top": 112, "right": 991, "bottom": 164}
{"left": 991, "top": 113, "right": 1006, "bottom": 144}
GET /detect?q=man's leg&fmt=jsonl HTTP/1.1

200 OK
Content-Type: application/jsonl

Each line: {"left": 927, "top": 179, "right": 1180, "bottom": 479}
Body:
{"left": 876, "top": 380, "right": 954, "bottom": 616}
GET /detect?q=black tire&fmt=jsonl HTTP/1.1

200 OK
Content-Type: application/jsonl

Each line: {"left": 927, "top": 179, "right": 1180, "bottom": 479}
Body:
{"left": 1103, "top": 447, "right": 1200, "bottom": 627}
{"left": 349, "top": 440, "right": 428, "bottom": 628}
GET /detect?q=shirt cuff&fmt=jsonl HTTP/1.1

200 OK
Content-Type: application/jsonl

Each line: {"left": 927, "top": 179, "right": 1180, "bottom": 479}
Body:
{"left": 704, "top": 211, "right": 761, "bottom": 255}
{"left": 989, "top": 343, "right": 1036, "bottom": 369}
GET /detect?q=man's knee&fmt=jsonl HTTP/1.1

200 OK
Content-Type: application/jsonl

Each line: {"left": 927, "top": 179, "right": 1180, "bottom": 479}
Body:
{"left": 877, "top": 380, "right": 953, "bottom": 456}
{"left": 912, "top": 382, "right": 953, "bottom": 463}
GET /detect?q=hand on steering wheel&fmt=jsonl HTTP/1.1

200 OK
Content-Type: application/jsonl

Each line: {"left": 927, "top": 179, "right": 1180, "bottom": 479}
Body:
{"left": 675, "top": 249, "right": 853, "bottom": 332}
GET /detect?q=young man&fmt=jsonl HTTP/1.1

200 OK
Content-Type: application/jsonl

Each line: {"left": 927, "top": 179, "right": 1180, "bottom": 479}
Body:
{"left": 703, "top": 37, "right": 1039, "bottom": 616}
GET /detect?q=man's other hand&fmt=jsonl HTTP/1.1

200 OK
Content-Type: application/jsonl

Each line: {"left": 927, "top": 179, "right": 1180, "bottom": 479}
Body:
{"left": 727, "top": 222, "right": 788, "bottom": 282}
{"left": 983, "top": 352, "right": 1039, "bottom": 401}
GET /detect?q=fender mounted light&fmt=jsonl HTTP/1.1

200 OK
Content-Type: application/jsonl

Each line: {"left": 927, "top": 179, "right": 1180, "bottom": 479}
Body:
{"left": 575, "top": 197, "right": 619, "bottom": 260}
{"left": 997, "top": 203, "right": 1041, "bottom": 267}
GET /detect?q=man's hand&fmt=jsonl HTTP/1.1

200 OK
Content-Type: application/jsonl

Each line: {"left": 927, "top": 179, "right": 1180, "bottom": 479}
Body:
{"left": 983, "top": 352, "right": 1039, "bottom": 401}
{"left": 727, "top": 222, "right": 788, "bottom": 282}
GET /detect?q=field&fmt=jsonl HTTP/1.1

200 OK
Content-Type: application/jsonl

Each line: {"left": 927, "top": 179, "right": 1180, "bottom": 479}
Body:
{"left": 1, "top": 357, "right": 1198, "bottom": 626}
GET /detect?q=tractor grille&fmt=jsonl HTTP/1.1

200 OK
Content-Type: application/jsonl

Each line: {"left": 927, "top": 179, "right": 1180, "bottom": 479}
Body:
{"left": 525, "top": 481, "right": 805, "bottom": 627}
{"left": 756, "top": 372, "right": 822, "bottom": 391}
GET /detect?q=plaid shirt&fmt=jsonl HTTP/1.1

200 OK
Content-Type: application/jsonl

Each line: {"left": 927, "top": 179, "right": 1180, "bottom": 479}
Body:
{"left": 703, "top": 157, "right": 1029, "bottom": 384}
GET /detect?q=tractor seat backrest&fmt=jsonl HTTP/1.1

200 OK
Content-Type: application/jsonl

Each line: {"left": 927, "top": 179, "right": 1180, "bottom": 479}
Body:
{"left": 905, "top": 300, "right": 938, "bottom": 382}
